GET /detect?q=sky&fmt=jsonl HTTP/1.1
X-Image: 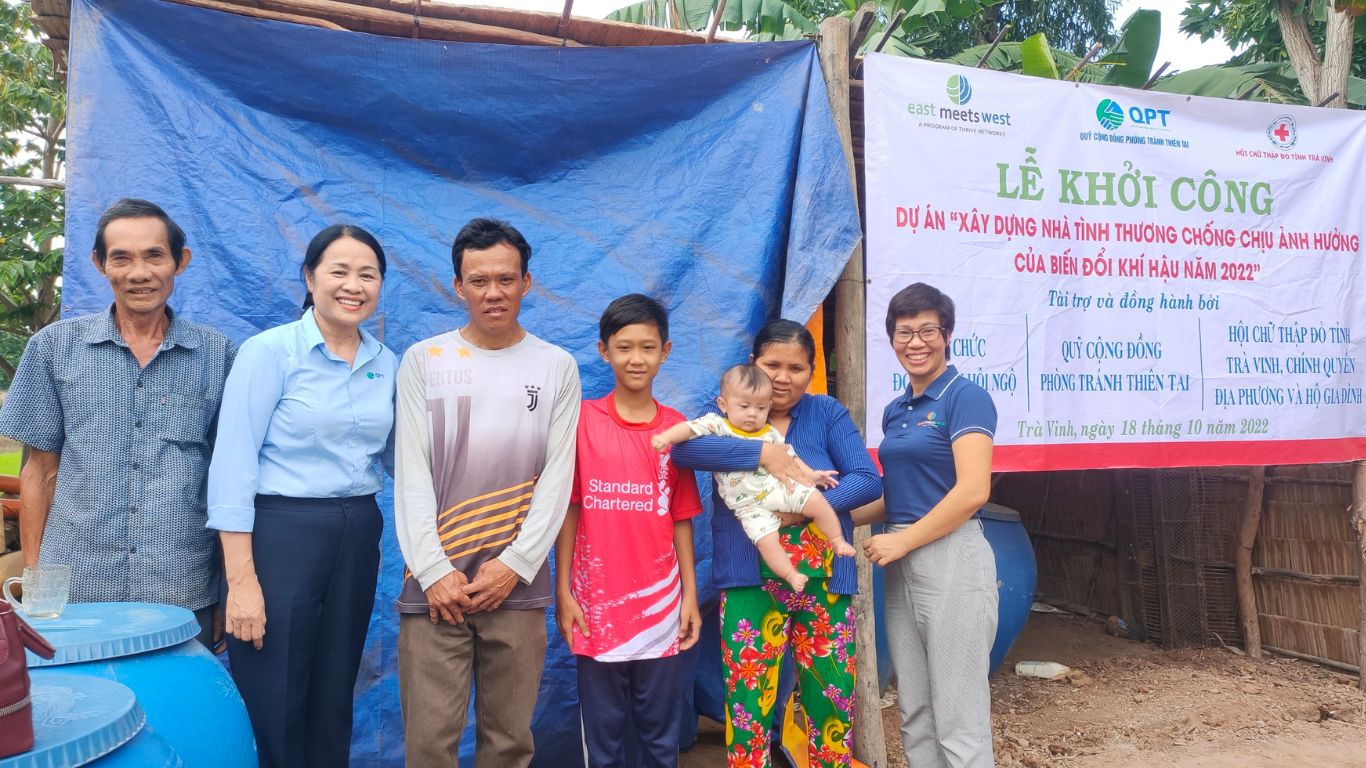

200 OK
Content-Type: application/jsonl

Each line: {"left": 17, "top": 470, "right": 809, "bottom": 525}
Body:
{"left": 444, "top": 0, "right": 1238, "bottom": 72}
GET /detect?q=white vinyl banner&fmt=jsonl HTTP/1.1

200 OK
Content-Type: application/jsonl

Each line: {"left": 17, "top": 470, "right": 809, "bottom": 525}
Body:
{"left": 863, "top": 55, "right": 1366, "bottom": 471}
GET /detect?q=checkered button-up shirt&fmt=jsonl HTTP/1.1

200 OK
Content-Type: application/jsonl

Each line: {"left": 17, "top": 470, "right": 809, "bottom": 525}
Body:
{"left": 0, "top": 307, "right": 235, "bottom": 610}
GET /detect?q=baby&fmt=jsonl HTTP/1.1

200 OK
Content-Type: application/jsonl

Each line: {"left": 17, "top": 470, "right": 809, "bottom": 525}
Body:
{"left": 652, "top": 364, "right": 856, "bottom": 592}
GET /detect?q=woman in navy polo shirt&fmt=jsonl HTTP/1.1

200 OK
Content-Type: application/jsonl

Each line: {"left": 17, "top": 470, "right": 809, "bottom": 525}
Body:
{"left": 862, "top": 283, "right": 997, "bottom": 768}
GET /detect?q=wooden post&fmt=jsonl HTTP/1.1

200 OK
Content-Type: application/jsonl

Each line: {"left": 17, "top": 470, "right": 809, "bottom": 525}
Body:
{"left": 1353, "top": 460, "right": 1366, "bottom": 691}
{"left": 818, "top": 15, "right": 888, "bottom": 768}
{"left": 1235, "top": 466, "right": 1267, "bottom": 658}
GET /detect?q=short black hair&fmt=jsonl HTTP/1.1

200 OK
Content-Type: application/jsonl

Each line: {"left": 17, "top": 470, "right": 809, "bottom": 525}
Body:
{"left": 599, "top": 294, "right": 669, "bottom": 344}
{"left": 886, "top": 282, "right": 955, "bottom": 359}
{"left": 450, "top": 218, "right": 531, "bottom": 279}
{"left": 93, "top": 198, "right": 187, "bottom": 266}
{"left": 720, "top": 363, "right": 772, "bottom": 396}
{"left": 750, "top": 319, "right": 816, "bottom": 367}
{"left": 301, "top": 224, "right": 387, "bottom": 311}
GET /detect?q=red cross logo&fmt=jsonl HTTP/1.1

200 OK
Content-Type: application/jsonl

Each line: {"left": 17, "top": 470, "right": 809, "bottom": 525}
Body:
{"left": 1267, "top": 114, "right": 1297, "bottom": 149}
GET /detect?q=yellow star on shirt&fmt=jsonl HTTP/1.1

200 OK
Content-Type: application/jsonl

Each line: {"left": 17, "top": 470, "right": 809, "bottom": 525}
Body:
{"left": 427, "top": 346, "right": 443, "bottom": 357}
{"left": 457, "top": 347, "right": 472, "bottom": 359}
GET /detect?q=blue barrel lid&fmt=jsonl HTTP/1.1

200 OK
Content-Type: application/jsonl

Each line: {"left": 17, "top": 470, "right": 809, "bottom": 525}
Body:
{"left": 1, "top": 670, "right": 145, "bottom": 768}
{"left": 25, "top": 603, "right": 199, "bottom": 668}
{"left": 979, "top": 501, "right": 1022, "bottom": 522}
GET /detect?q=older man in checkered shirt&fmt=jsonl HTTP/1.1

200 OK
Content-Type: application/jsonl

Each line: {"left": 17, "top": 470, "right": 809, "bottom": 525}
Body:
{"left": 0, "top": 199, "right": 235, "bottom": 645}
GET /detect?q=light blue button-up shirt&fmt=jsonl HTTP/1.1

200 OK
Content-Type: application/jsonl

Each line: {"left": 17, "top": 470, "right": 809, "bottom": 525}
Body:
{"left": 207, "top": 310, "right": 397, "bottom": 532}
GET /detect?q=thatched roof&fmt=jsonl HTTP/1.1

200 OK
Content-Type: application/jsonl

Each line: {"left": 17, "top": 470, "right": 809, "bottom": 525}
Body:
{"left": 31, "top": 0, "right": 716, "bottom": 73}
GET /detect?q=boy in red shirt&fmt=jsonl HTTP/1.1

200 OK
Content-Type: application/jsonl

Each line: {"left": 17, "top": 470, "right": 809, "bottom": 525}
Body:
{"left": 555, "top": 294, "right": 703, "bottom": 768}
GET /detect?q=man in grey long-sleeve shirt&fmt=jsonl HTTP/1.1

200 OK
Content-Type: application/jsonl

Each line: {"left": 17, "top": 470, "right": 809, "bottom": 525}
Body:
{"left": 393, "top": 218, "right": 580, "bottom": 768}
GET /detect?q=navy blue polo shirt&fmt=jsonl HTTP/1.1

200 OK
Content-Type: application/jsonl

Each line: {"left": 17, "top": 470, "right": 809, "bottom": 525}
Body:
{"left": 879, "top": 365, "right": 997, "bottom": 525}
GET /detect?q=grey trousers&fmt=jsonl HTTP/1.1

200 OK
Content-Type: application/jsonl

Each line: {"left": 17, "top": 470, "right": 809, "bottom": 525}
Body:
{"left": 398, "top": 608, "right": 547, "bottom": 768}
{"left": 884, "top": 518, "right": 998, "bottom": 768}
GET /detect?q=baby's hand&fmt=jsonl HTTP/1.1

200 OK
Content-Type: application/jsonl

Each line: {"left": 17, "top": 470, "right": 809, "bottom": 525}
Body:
{"left": 813, "top": 470, "right": 840, "bottom": 489}
{"left": 650, "top": 434, "right": 671, "bottom": 452}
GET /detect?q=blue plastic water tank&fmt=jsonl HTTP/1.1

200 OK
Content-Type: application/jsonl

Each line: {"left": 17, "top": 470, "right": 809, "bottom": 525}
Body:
{"left": 25, "top": 603, "right": 255, "bottom": 768}
{"left": 8, "top": 670, "right": 181, "bottom": 767}
{"left": 874, "top": 502, "right": 1037, "bottom": 690}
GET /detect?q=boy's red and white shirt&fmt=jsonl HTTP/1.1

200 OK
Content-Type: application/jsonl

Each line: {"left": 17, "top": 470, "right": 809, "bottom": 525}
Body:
{"left": 568, "top": 393, "right": 702, "bottom": 661}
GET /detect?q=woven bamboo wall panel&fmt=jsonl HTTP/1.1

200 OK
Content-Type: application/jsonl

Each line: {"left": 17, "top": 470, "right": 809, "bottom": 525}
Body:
{"left": 1268, "top": 462, "right": 1354, "bottom": 482}
{"left": 1032, "top": 540, "right": 1123, "bottom": 616}
{"left": 995, "top": 470, "right": 1117, "bottom": 545}
{"left": 1256, "top": 538, "right": 1358, "bottom": 577}
{"left": 1255, "top": 578, "right": 1359, "bottom": 639}
{"left": 1260, "top": 498, "right": 1354, "bottom": 542}
{"left": 1259, "top": 613, "right": 1359, "bottom": 667}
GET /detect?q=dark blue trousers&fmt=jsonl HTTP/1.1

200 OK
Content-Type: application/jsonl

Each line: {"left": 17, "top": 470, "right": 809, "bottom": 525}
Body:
{"left": 227, "top": 494, "right": 381, "bottom": 768}
{"left": 577, "top": 653, "right": 685, "bottom": 768}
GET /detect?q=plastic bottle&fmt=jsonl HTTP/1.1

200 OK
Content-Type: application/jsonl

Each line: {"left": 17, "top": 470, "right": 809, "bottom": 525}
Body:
{"left": 1014, "top": 661, "right": 1071, "bottom": 680}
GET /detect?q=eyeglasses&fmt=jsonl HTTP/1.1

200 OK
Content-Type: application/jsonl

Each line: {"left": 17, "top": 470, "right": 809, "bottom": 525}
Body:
{"left": 892, "top": 327, "right": 944, "bottom": 344}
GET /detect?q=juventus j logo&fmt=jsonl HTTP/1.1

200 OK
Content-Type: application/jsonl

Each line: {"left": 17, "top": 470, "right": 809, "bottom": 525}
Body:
{"left": 525, "top": 385, "right": 541, "bottom": 412}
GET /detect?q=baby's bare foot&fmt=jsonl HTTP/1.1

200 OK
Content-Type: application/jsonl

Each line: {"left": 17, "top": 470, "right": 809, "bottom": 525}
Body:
{"left": 785, "top": 571, "right": 809, "bottom": 592}
{"left": 830, "top": 537, "right": 856, "bottom": 557}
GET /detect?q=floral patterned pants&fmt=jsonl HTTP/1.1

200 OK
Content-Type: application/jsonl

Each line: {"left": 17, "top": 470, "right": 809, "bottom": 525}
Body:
{"left": 720, "top": 578, "right": 856, "bottom": 768}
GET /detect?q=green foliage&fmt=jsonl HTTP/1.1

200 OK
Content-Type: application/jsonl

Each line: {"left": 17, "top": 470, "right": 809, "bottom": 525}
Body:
{"left": 993, "top": 0, "right": 1118, "bottom": 56}
{"left": 1152, "top": 60, "right": 1366, "bottom": 105}
{"left": 0, "top": 2, "right": 65, "bottom": 378}
{"left": 1102, "top": 8, "right": 1160, "bottom": 86}
{"left": 604, "top": 0, "right": 1118, "bottom": 60}
{"left": 718, "top": 0, "right": 820, "bottom": 40}
{"left": 606, "top": 0, "right": 714, "bottom": 31}
{"left": 1019, "top": 33, "right": 1060, "bottom": 78}
{"left": 1181, "top": 0, "right": 1366, "bottom": 78}
{"left": 947, "top": 40, "right": 1110, "bottom": 80}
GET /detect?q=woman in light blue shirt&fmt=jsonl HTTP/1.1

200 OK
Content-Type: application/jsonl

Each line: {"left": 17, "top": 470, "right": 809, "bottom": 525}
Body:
{"left": 207, "top": 224, "right": 397, "bottom": 768}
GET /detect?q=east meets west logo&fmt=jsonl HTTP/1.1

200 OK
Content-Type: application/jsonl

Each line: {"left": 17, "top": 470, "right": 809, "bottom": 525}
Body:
{"left": 906, "top": 74, "right": 1015, "bottom": 127}
{"left": 1094, "top": 97, "right": 1173, "bottom": 131}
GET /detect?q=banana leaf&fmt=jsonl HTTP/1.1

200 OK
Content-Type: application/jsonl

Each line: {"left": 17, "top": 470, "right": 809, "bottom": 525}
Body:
{"left": 606, "top": 0, "right": 713, "bottom": 30}
{"left": 1152, "top": 62, "right": 1308, "bottom": 103}
{"left": 1020, "top": 33, "right": 1060, "bottom": 79}
{"left": 1103, "top": 8, "right": 1160, "bottom": 87}
{"left": 945, "top": 42, "right": 1110, "bottom": 83}
{"left": 718, "top": 0, "right": 819, "bottom": 40}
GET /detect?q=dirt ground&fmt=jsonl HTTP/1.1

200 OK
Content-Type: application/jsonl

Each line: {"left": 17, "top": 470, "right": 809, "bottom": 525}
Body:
{"left": 683, "top": 611, "right": 1366, "bottom": 767}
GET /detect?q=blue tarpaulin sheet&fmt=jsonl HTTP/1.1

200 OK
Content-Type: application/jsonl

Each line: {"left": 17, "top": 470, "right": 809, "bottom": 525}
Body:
{"left": 63, "top": 0, "right": 861, "bottom": 762}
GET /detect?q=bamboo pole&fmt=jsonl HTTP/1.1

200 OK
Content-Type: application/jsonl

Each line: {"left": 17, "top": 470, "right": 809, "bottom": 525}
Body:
{"left": 555, "top": 0, "right": 574, "bottom": 41}
{"left": 245, "top": 0, "right": 587, "bottom": 45}
{"left": 704, "top": 0, "right": 728, "bottom": 43}
{"left": 1236, "top": 466, "right": 1267, "bottom": 658}
{"left": 818, "top": 15, "right": 887, "bottom": 768}
{"left": 1354, "top": 460, "right": 1366, "bottom": 691}
{"left": 164, "top": 0, "right": 353, "bottom": 30}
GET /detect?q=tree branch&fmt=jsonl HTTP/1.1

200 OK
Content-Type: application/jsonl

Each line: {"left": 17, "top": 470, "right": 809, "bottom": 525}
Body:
{"left": 0, "top": 176, "right": 64, "bottom": 190}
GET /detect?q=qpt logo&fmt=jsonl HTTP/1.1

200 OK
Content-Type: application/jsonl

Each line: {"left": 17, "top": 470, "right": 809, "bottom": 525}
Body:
{"left": 1267, "top": 114, "right": 1297, "bottom": 149}
{"left": 1096, "top": 99, "right": 1125, "bottom": 130}
{"left": 946, "top": 74, "right": 973, "bottom": 105}
{"left": 1096, "top": 98, "right": 1172, "bottom": 131}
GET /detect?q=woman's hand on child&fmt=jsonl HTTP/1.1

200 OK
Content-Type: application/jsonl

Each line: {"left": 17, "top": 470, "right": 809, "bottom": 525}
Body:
{"left": 760, "top": 443, "right": 825, "bottom": 490}
{"left": 556, "top": 591, "right": 589, "bottom": 650}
